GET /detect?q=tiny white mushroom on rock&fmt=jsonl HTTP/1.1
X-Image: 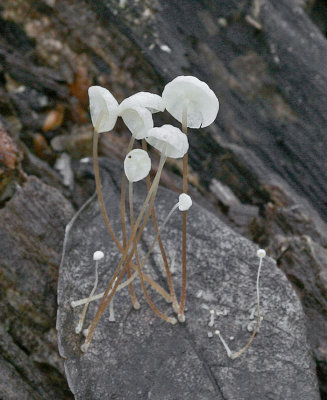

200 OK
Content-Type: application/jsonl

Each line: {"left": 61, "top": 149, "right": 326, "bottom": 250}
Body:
{"left": 74, "top": 250, "right": 104, "bottom": 335}
{"left": 178, "top": 193, "right": 192, "bottom": 211}
{"left": 93, "top": 250, "right": 104, "bottom": 261}
{"left": 216, "top": 249, "right": 267, "bottom": 359}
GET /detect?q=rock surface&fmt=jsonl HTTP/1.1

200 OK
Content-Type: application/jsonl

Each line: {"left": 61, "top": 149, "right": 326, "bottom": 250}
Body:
{"left": 57, "top": 159, "right": 319, "bottom": 400}
{"left": 1, "top": 0, "right": 327, "bottom": 397}
{"left": 0, "top": 176, "right": 74, "bottom": 399}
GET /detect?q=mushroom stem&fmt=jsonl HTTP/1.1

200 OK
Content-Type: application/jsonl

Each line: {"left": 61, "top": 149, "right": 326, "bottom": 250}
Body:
{"left": 142, "top": 140, "right": 180, "bottom": 314}
{"left": 121, "top": 137, "right": 140, "bottom": 310}
{"left": 216, "top": 252, "right": 265, "bottom": 359}
{"left": 179, "top": 104, "right": 188, "bottom": 321}
{"left": 140, "top": 202, "right": 179, "bottom": 269}
{"left": 114, "top": 201, "right": 180, "bottom": 296}
{"left": 92, "top": 120, "right": 171, "bottom": 304}
{"left": 75, "top": 257, "right": 100, "bottom": 334}
{"left": 84, "top": 151, "right": 173, "bottom": 351}
{"left": 128, "top": 181, "right": 176, "bottom": 322}
{"left": 71, "top": 269, "right": 172, "bottom": 307}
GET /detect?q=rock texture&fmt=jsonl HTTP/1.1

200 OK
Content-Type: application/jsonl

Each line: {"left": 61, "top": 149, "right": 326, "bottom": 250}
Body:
{"left": 57, "top": 159, "right": 319, "bottom": 400}
{"left": 0, "top": 176, "right": 74, "bottom": 399}
{"left": 0, "top": 0, "right": 327, "bottom": 397}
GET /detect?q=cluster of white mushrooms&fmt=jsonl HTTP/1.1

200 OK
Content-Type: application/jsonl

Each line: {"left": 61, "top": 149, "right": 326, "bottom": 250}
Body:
{"left": 71, "top": 75, "right": 266, "bottom": 359}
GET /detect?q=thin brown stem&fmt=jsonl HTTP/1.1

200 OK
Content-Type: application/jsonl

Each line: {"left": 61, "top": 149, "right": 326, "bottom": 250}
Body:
{"left": 129, "top": 181, "right": 174, "bottom": 323}
{"left": 178, "top": 105, "right": 188, "bottom": 321}
{"left": 142, "top": 140, "right": 179, "bottom": 313}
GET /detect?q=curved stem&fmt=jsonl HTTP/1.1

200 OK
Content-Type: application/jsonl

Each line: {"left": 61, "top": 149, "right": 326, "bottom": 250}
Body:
{"left": 179, "top": 104, "right": 188, "bottom": 321}
{"left": 216, "top": 256, "right": 264, "bottom": 359}
{"left": 142, "top": 140, "right": 179, "bottom": 313}
{"left": 75, "top": 258, "right": 99, "bottom": 334}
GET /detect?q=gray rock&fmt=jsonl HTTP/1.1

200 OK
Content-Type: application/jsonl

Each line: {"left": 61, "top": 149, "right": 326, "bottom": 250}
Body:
{"left": 0, "top": 176, "right": 75, "bottom": 399}
{"left": 57, "top": 159, "right": 319, "bottom": 400}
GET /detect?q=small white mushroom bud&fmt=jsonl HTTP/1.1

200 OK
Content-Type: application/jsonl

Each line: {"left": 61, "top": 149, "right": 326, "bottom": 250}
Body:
{"left": 257, "top": 249, "right": 266, "bottom": 258}
{"left": 93, "top": 250, "right": 104, "bottom": 261}
{"left": 178, "top": 193, "right": 192, "bottom": 211}
{"left": 124, "top": 149, "right": 151, "bottom": 182}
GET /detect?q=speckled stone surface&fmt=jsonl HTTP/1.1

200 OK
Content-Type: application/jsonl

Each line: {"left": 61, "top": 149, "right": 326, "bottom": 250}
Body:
{"left": 57, "top": 159, "right": 319, "bottom": 400}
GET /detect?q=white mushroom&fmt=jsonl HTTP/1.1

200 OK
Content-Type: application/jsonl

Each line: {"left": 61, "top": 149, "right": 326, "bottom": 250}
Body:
{"left": 145, "top": 124, "right": 189, "bottom": 158}
{"left": 178, "top": 193, "right": 192, "bottom": 211}
{"left": 88, "top": 86, "right": 119, "bottom": 133}
{"left": 120, "top": 106, "right": 154, "bottom": 140}
{"left": 124, "top": 149, "right": 151, "bottom": 182}
{"left": 93, "top": 250, "right": 104, "bottom": 261}
{"left": 74, "top": 251, "right": 103, "bottom": 334}
{"left": 216, "top": 249, "right": 266, "bottom": 360}
{"left": 162, "top": 76, "right": 219, "bottom": 128}
{"left": 119, "top": 92, "right": 165, "bottom": 114}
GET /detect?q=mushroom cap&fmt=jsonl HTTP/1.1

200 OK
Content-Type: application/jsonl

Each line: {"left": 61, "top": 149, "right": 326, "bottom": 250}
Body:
{"left": 93, "top": 250, "right": 104, "bottom": 261}
{"left": 88, "top": 86, "right": 119, "bottom": 133}
{"left": 178, "top": 193, "right": 192, "bottom": 211}
{"left": 120, "top": 106, "right": 153, "bottom": 140}
{"left": 257, "top": 249, "right": 266, "bottom": 258}
{"left": 145, "top": 124, "right": 189, "bottom": 159}
{"left": 119, "top": 92, "right": 165, "bottom": 114}
{"left": 162, "top": 76, "right": 219, "bottom": 128}
{"left": 124, "top": 149, "right": 151, "bottom": 182}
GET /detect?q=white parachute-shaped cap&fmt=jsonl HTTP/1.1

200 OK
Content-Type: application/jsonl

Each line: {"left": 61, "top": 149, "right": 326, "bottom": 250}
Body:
{"left": 124, "top": 149, "right": 151, "bottom": 182}
{"left": 162, "top": 76, "right": 219, "bottom": 128}
{"left": 119, "top": 92, "right": 165, "bottom": 114}
{"left": 88, "top": 86, "right": 119, "bottom": 133}
{"left": 145, "top": 124, "right": 189, "bottom": 159}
